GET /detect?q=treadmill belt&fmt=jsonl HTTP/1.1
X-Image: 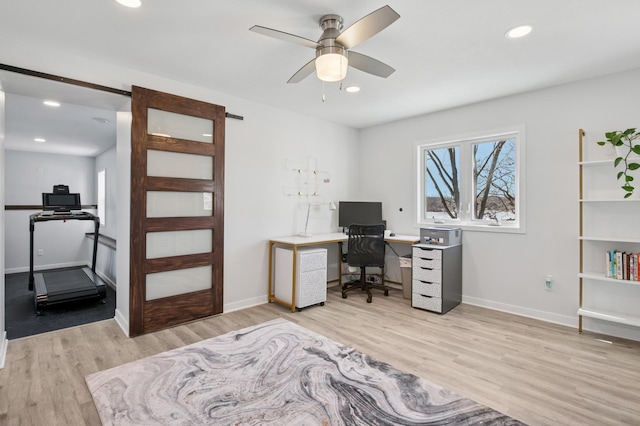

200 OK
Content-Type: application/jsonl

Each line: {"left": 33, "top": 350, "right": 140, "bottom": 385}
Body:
{"left": 42, "top": 269, "right": 97, "bottom": 295}
{"left": 38, "top": 268, "right": 103, "bottom": 303}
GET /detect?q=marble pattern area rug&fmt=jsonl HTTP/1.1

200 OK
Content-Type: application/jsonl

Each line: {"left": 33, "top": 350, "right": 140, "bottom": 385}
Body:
{"left": 86, "top": 318, "right": 524, "bottom": 425}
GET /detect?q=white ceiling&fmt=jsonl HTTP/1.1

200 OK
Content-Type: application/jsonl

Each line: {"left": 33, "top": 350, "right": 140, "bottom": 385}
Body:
{"left": 2, "top": 0, "right": 640, "bottom": 155}
{"left": 1, "top": 71, "right": 129, "bottom": 156}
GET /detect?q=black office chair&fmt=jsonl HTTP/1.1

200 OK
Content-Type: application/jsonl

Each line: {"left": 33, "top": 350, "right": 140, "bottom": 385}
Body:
{"left": 342, "top": 223, "right": 388, "bottom": 303}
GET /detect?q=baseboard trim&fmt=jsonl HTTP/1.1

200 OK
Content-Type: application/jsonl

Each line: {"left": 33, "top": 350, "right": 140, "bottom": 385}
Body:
{"left": 462, "top": 295, "right": 576, "bottom": 328}
{"left": 0, "top": 331, "right": 8, "bottom": 369}
{"left": 114, "top": 309, "right": 129, "bottom": 337}
{"left": 224, "top": 295, "right": 268, "bottom": 313}
{"left": 461, "top": 297, "right": 638, "bottom": 342}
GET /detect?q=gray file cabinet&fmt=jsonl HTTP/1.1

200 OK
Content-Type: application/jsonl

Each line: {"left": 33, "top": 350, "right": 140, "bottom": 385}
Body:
{"left": 411, "top": 243, "right": 462, "bottom": 314}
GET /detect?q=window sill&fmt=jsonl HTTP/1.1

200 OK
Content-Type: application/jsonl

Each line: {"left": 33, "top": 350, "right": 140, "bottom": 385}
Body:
{"left": 418, "top": 222, "right": 525, "bottom": 234}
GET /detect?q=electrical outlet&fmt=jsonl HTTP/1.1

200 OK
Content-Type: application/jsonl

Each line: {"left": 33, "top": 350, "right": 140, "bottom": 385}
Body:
{"left": 545, "top": 275, "right": 553, "bottom": 291}
{"left": 37, "top": 249, "right": 44, "bottom": 256}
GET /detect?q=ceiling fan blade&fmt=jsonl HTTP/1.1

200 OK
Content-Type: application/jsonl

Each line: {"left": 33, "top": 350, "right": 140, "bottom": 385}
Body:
{"left": 287, "top": 58, "right": 316, "bottom": 84}
{"left": 249, "top": 25, "right": 321, "bottom": 49}
{"left": 348, "top": 51, "right": 395, "bottom": 78}
{"left": 336, "top": 5, "right": 400, "bottom": 49}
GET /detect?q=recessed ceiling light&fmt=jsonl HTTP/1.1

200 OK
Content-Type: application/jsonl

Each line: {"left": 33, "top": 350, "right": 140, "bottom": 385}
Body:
{"left": 92, "top": 117, "right": 110, "bottom": 124}
{"left": 345, "top": 86, "right": 360, "bottom": 93}
{"left": 202, "top": 133, "right": 213, "bottom": 137}
{"left": 150, "top": 132, "right": 171, "bottom": 138}
{"left": 34, "top": 138, "right": 46, "bottom": 143}
{"left": 505, "top": 25, "right": 532, "bottom": 39}
{"left": 116, "top": 0, "right": 141, "bottom": 8}
{"left": 43, "top": 100, "right": 60, "bottom": 107}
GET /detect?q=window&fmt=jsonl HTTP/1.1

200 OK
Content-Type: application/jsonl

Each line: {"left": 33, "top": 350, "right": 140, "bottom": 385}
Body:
{"left": 98, "top": 169, "right": 106, "bottom": 227}
{"left": 416, "top": 127, "right": 525, "bottom": 232}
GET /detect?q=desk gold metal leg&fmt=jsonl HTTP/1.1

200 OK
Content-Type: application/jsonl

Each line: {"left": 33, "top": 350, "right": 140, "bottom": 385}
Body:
{"left": 291, "top": 245, "right": 298, "bottom": 312}
{"left": 268, "top": 241, "right": 275, "bottom": 303}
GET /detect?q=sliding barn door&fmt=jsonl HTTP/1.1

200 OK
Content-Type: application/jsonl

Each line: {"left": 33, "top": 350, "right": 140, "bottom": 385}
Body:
{"left": 130, "top": 86, "right": 225, "bottom": 336}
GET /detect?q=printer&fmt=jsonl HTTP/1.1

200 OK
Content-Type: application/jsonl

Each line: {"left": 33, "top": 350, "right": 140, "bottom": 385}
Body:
{"left": 419, "top": 227, "right": 462, "bottom": 246}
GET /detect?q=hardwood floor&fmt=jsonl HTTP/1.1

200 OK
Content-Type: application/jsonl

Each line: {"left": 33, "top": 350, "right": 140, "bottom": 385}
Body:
{"left": 1, "top": 286, "right": 639, "bottom": 425}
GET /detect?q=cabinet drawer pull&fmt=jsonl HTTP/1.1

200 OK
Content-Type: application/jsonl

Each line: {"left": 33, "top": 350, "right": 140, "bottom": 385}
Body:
{"left": 419, "top": 280, "right": 435, "bottom": 284}
{"left": 419, "top": 294, "right": 433, "bottom": 298}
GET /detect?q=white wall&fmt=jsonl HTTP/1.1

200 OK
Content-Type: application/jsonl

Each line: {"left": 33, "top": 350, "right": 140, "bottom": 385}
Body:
{"left": 4, "top": 151, "right": 96, "bottom": 272}
{"left": 115, "top": 111, "right": 131, "bottom": 333}
{"left": 360, "top": 68, "right": 640, "bottom": 341}
{"left": 220, "top": 98, "right": 359, "bottom": 310}
{"left": 95, "top": 146, "right": 117, "bottom": 239}
{"left": 94, "top": 146, "right": 117, "bottom": 286}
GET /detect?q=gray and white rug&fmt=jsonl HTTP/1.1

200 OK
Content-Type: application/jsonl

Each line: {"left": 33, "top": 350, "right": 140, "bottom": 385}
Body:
{"left": 86, "top": 318, "right": 524, "bottom": 425}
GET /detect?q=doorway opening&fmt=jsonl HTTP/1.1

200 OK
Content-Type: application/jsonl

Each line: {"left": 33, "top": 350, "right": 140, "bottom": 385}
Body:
{"left": 1, "top": 64, "right": 131, "bottom": 339}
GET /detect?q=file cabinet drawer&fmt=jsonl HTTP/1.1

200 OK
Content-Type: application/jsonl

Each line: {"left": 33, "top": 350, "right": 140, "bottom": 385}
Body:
{"left": 412, "top": 293, "right": 442, "bottom": 313}
{"left": 413, "top": 255, "right": 441, "bottom": 270}
{"left": 413, "top": 246, "right": 442, "bottom": 261}
{"left": 413, "top": 279, "right": 441, "bottom": 297}
{"left": 413, "top": 266, "right": 442, "bottom": 283}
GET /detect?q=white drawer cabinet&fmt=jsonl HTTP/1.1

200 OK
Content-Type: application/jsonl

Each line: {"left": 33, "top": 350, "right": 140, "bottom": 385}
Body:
{"left": 274, "top": 247, "right": 327, "bottom": 311}
{"left": 412, "top": 243, "right": 462, "bottom": 314}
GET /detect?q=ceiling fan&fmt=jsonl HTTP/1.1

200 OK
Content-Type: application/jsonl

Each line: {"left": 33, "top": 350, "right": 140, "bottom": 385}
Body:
{"left": 249, "top": 5, "right": 400, "bottom": 84}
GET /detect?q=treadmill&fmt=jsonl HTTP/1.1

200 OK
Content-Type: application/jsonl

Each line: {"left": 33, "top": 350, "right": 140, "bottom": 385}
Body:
{"left": 28, "top": 186, "right": 106, "bottom": 314}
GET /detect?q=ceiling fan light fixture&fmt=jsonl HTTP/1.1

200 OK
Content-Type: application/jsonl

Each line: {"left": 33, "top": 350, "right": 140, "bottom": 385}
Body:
{"left": 505, "top": 25, "right": 532, "bottom": 39}
{"left": 316, "top": 52, "right": 348, "bottom": 82}
{"left": 116, "top": 0, "right": 141, "bottom": 8}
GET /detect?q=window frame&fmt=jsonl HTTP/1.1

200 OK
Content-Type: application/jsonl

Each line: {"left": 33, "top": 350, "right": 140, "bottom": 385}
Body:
{"left": 415, "top": 126, "right": 526, "bottom": 233}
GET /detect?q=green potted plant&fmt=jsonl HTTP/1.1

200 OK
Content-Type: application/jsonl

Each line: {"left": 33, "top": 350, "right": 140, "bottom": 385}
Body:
{"left": 597, "top": 128, "right": 640, "bottom": 198}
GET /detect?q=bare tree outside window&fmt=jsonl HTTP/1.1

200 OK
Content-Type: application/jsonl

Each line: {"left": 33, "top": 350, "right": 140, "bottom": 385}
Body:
{"left": 424, "top": 138, "right": 517, "bottom": 223}
{"left": 473, "top": 139, "right": 516, "bottom": 222}
{"left": 425, "top": 146, "right": 460, "bottom": 220}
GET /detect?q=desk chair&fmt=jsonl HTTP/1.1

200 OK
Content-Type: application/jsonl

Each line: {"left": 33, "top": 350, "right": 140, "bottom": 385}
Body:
{"left": 342, "top": 223, "right": 388, "bottom": 303}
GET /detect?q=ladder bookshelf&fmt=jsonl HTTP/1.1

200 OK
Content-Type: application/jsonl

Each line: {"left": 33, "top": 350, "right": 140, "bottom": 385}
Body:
{"left": 578, "top": 129, "right": 640, "bottom": 333}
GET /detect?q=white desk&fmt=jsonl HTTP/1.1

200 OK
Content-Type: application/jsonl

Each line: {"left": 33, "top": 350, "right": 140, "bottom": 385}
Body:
{"left": 268, "top": 232, "right": 419, "bottom": 312}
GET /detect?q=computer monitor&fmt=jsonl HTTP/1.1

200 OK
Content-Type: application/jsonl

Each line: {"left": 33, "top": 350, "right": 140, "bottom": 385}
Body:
{"left": 42, "top": 193, "right": 82, "bottom": 213}
{"left": 338, "top": 201, "right": 383, "bottom": 229}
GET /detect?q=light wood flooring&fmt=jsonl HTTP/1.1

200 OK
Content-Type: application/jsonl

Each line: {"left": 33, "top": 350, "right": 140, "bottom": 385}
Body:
{"left": 1, "top": 286, "right": 640, "bottom": 425}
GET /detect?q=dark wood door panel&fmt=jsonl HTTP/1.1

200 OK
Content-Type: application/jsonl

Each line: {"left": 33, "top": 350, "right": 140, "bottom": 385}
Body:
{"left": 145, "top": 252, "right": 215, "bottom": 274}
{"left": 147, "top": 137, "right": 216, "bottom": 155}
{"left": 130, "top": 86, "right": 225, "bottom": 337}
{"left": 145, "top": 217, "right": 216, "bottom": 232}
{"left": 146, "top": 176, "right": 214, "bottom": 192}
{"left": 142, "top": 290, "right": 218, "bottom": 333}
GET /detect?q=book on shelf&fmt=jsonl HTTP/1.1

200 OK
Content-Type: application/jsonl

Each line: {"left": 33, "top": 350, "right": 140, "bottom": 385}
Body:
{"left": 617, "top": 251, "right": 623, "bottom": 279}
{"left": 605, "top": 249, "right": 640, "bottom": 281}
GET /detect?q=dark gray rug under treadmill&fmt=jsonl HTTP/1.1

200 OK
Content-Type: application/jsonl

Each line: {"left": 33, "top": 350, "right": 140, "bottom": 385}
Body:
{"left": 5, "top": 267, "right": 116, "bottom": 339}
